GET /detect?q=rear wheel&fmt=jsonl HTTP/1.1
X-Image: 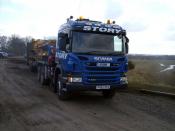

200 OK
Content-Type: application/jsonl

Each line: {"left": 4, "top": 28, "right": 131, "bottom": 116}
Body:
{"left": 102, "top": 89, "right": 116, "bottom": 99}
{"left": 40, "top": 66, "right": 48, "bottom": 85}
{"left": 49, "top": 69, "right": 58, "bottom": 93}
{"left": 49, "top": 76, "right": 57, "bottom": 93}
{"left": 37, "top": 66, "right": 41, "bottom": 82}
{"left": 30, "top": 63, "right": 37, "bottom": 72}
{"left": 57, "top": 75, "right": 70, "bottom": 100}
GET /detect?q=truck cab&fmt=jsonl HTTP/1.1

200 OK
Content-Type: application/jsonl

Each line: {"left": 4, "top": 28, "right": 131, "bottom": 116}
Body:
{"left": 54, "top": 16, "right": 129, "bottom": 100}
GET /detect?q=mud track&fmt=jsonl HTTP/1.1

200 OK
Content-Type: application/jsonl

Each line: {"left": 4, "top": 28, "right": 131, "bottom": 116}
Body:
{"left": 0, "top": 59, "right": 175, "bottom": 131}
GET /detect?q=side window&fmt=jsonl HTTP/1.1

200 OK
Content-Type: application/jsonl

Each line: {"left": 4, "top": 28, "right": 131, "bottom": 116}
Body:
{"left": 57, "top": 33, "right": 69, "bottom": 51}
{"left": 114, "top": 36, "right": 122, "bottom": 52}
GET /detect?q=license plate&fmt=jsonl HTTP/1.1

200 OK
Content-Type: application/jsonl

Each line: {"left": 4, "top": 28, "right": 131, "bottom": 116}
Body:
{"left": 96, "top": 63, "right": 110, "bottom": 67}
{"left": 96, "top": 85, "right": 110, "bottom": 89}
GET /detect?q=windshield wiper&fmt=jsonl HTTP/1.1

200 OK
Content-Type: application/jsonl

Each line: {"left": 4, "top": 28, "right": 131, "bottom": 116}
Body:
{"left": 74, "top": 51, "right": 124, "bottom": 55}
{"left": 101, "top": 52, "right": 124, "bottom": 56}
{"left": 85, "top": 51, "right": 104, "bottom": 54}
{"left": 73, "top": 51, "right": 102, "bottom": 55}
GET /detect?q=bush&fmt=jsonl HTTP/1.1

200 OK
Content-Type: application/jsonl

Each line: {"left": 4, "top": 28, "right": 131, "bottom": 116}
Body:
{"left": 128, "top": 61, "right": 135, "bottom": 70}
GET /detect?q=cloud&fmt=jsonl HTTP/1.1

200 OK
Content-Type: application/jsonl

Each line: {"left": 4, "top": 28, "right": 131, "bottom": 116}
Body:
{"left": 0, "top": 6, "right": 16, "bottom": 13}
{"left": 165, "top": 32, "right": 175, "bottom": 41}
{"left": 145, "top": 0, "right": 174, "bottom": 14}
{"left": 122, "top": 21, "right": 148, "bottom": 32}
{"left": 167, "top": 24, "right": 175, "bottom": 32}
{"left": 162, "top": 24, "right": 175, "bottom": 41}
{"left": 104, "top": 0, "right": 122, "bottom": 20}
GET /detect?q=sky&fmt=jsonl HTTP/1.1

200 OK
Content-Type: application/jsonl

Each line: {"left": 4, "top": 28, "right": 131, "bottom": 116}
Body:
{"left": 0, "top": 0, "right": 175, "bottom": 55}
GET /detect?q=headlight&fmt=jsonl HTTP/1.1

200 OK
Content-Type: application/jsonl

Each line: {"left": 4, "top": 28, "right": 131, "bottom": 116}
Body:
{"left": 68, "top": 77, "right": 82, "bottom": 82}
{"left": 120, "top": 77, "right": 128, "bottom": 83}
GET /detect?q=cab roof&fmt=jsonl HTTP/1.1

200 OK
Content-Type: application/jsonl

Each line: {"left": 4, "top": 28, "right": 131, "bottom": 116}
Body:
{"left": 58, "top": 17, "right": 126, "bottom": 35}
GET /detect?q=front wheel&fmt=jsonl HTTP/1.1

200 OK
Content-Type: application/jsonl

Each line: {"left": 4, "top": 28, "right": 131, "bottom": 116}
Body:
{"left": 57, "top": 76, "right": 70, "bottom": 100}
{"left": 102, "top": 89, "right": 116, "bottom": 99}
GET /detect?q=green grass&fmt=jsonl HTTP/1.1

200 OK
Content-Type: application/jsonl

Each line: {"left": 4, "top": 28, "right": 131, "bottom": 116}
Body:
{"left": 128, "top": 59, "right": 175, "bottom": 93}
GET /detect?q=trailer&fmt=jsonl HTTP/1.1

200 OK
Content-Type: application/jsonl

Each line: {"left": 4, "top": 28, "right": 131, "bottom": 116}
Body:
{"left": 26, "top": 39, "right": 56, "bottom": 72}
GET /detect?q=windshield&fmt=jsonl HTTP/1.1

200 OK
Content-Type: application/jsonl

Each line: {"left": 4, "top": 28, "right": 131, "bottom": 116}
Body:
{"left": 72, "top": 32, "right": 124, "bottom": 54}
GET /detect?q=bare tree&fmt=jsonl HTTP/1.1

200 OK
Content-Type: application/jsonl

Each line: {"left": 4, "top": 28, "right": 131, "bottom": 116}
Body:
{"left": 8, "top": 35, "right": 26, "bottom": 56}
{"left": 0, "top": 35, "right": 8, "bottom": 51}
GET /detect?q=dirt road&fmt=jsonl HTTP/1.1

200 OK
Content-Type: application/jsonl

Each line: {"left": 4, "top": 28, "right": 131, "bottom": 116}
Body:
{"left": 0, "top": 59, "right": 175, "bottom": 131}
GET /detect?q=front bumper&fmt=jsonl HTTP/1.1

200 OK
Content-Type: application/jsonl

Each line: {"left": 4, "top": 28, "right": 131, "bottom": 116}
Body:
{"left": 65, "top": 82, "right": 128, "bottom": 91}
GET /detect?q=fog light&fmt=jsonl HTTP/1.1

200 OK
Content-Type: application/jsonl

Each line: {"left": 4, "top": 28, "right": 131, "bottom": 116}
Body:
{"left": 67, "top": 76, "right": 73, "bottom": 82}
{"left": 120, "top": 77, "right": 128, "bottom": 83}
{"left": 68, "top": 77, "right": 82, "bottom": 82}
{"left": 72, "top": 77, "right": 82, "bottom": 82}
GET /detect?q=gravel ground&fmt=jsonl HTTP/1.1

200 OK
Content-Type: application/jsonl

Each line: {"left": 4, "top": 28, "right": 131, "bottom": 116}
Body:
{"left": 0, "top": 59, "right": 175, "bottom": 131}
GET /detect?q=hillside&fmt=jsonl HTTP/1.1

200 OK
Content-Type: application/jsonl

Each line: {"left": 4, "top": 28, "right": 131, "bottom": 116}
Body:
{"left": 128, "top": 55, "right": 175, "bottom": 93}
{"left": 128, "top": 54, "right": 175, "bottom": 60}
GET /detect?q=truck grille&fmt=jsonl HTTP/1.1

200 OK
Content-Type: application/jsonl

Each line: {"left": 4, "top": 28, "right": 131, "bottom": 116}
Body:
{"left": 83, "top": 62, "right": 121, "bottom": 85}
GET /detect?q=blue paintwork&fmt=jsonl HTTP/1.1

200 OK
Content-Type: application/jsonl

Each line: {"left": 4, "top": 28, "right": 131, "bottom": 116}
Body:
{"left": 42, "top": 44, "right": 55, "bottom": 56}
{"left": 56, "top": 52, "right": 128, "bottom": 86}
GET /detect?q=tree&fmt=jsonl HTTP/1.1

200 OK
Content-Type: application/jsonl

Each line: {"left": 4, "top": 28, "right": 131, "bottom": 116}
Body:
{"left": 0, "top": 35, "right": 8, "bottom": 51}
{"left": 8, "top": 35, "right": 26, "bottom": 56}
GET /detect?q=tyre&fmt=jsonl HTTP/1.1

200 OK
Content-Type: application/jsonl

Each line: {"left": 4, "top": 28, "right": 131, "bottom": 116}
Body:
{"left": 0, "top": 53, "right": 3, "bottom": 59}
{"left": 102, "top": 89, "right": 116, "bottom": 99}
{"left": 37, "top": 66, "right": 41, "bottom": 82}
{"left": 49, "top": 69, "right": 58, "bottom": 93}
{"left": 123, "top": 84, "right": 128, "bottom": 89}
{"left": 57, "top": 75, "right": 70, "bottom": 100}
{"left": 30, "top": 64, "right": 37, "bottom": 72}
{"left": 49, "top": 76, "right": 57, "bottom": 93}
{"left": 40, "top": 66, "right": 47, "bottom": 85}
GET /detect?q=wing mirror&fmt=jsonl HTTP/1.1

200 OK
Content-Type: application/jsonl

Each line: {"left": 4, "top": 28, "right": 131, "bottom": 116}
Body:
{"left": 124, "top": 36, "right": 129, "bottom": 54}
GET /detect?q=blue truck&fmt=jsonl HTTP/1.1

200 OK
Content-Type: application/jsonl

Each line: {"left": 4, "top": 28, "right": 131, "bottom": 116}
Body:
{"left": 35, "top": 16, "right": 129, "bottom": 100}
